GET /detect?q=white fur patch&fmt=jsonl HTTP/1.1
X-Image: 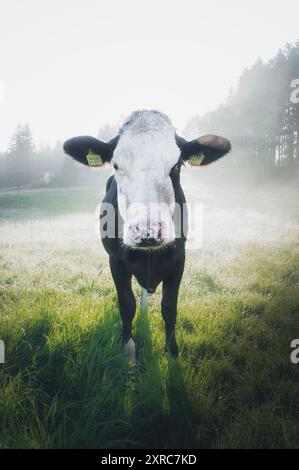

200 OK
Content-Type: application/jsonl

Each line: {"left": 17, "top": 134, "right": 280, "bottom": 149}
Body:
{"left": 140, "top": 287, "right": 148, "bottom": 312}
{"left": 124, "top": 338, "right": 136, "bottom": 366}
{"left": 112, "top": 111, "right": 179, "bottom": 247}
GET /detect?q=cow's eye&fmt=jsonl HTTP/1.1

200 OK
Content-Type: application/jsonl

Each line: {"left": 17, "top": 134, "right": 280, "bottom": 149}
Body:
{"left": 113, "top": 162, "right": 119, "bottom": 170}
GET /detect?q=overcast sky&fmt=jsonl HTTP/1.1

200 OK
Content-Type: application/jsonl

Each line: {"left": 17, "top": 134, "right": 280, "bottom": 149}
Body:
{"left": 0, "top": 0, "right": 298, "bottom": 151}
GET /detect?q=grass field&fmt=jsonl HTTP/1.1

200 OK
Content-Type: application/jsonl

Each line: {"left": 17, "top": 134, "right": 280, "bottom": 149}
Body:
{"left": 0, "top": 184, "right": 299, "bottom": 449}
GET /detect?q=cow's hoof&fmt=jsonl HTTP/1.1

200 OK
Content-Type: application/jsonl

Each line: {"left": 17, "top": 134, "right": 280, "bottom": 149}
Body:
{"left": 124, "top": 338, "right": 136, "bottom": 366}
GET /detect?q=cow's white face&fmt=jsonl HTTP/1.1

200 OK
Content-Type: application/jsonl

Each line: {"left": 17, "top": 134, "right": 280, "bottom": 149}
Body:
{"left": 112, "top": 112, "right": 180, "bottom": 248}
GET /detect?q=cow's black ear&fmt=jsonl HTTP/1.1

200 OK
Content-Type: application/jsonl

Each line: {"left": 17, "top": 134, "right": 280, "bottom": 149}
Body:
{"left": 63, "top": 135, "right": 118, "bottom": 166}
{"left": 176, "top": 134, "right": 231, "bottom": 166}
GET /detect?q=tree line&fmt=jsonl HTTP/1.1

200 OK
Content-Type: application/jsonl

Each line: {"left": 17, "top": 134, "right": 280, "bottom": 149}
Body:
{"left": 0, "top": 41, "right": 298, "bottom": 189}
{"left": 184, "top": 41, "right": 299, "bottom": 182}
{"left": 0, "top": 124, "right": 118, "bottom": 189}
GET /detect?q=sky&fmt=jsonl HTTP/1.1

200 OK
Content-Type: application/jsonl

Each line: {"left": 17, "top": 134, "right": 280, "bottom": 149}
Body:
{"left": 0, "top": 0, "right": 299, "bottom": 151}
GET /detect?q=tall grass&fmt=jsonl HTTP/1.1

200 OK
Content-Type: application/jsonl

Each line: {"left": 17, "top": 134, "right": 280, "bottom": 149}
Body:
{"left": 0, "top": 189, "right": 299, "bottom": 448}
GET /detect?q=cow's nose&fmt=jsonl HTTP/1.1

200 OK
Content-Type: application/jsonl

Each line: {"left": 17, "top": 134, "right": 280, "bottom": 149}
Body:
{"left": 129, "top": 222, "right": 164, "bottom": 247}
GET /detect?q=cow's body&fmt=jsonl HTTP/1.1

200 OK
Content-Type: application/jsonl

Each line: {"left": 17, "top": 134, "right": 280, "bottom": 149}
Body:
{"left": 101, "top": 171, "right": 186, "bottom": 357}
{"left": 63, "top": 109, "right": 231, "bottom": 362}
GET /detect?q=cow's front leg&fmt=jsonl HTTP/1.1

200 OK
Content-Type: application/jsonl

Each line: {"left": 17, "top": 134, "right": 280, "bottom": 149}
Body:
{"left": 161, "top": 260, "right": 185, "bottom": 358}
{"left": 109, "top": 255, "right": 136, "bottom": 364}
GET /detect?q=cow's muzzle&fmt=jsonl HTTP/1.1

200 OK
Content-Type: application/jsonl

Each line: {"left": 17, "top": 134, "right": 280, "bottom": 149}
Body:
{"left": 128, "top": 221, "right": 165, "bottom": 248}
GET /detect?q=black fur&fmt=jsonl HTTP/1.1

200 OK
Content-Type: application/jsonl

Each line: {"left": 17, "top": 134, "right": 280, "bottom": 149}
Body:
{"left": 100, "top": 164, "right": 186, "bottom": 357}
{"left": 176, "top": 134, "right": 231, "bottom": 164}
{"left": 63, "top": 135, "right": 118, "bottom": 165}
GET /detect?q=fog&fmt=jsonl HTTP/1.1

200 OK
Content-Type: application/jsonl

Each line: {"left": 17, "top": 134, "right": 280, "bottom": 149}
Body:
{"left": 1, "top": 26, "right": 299, "bottom": 257}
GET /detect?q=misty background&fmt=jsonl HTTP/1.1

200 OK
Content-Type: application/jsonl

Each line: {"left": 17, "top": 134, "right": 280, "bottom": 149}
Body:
{"left": 0, "top": 0, "right": 299, "bottom": 226}
{"left": 1, "top": 42, "right": 299, "bottom": 202}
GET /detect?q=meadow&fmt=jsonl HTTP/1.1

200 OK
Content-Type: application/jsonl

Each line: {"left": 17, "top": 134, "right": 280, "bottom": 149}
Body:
{"left": 0, "top": 178, "right": 299, "bottom": 449}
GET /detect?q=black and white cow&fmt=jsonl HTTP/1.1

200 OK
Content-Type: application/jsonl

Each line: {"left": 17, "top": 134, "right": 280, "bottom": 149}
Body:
{"left": 63, "top": 110, "right": 231, "bottom": 362}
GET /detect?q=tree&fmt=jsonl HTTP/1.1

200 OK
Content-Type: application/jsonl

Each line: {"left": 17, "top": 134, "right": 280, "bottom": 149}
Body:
{"left": 6, "top": 124, "right": 35, "bottom": 187}
{"left": 184, "top": 41, "right": 299, "bottom": 182}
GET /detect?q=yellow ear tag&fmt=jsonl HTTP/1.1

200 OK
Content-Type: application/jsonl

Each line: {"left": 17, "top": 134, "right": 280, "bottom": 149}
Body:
{"left": 189, "top": 154, "right": 205, "bottom": 166}
{"left": 86, "top": 150, "right": 103, "bottom": 167}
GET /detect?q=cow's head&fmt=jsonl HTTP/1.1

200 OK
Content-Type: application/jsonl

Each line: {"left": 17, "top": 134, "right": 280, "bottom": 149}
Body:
{"left": 63, "top": 110, "right": 231, "bottom": 249}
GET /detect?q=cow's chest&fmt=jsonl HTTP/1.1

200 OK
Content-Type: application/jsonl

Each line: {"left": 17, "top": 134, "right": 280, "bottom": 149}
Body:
{"left": 125, "top": 243, "right": 183, "bottom": 293}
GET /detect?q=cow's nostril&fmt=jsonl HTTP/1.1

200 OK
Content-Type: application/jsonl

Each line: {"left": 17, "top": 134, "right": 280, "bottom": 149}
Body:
{"left": 128, "top": 222, "right": 165, "bottom": 247}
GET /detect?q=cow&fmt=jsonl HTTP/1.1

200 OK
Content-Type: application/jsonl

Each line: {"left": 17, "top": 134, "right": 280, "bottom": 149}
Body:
{"left": 63, "top": 110, "right": 231, "bottom": 363}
